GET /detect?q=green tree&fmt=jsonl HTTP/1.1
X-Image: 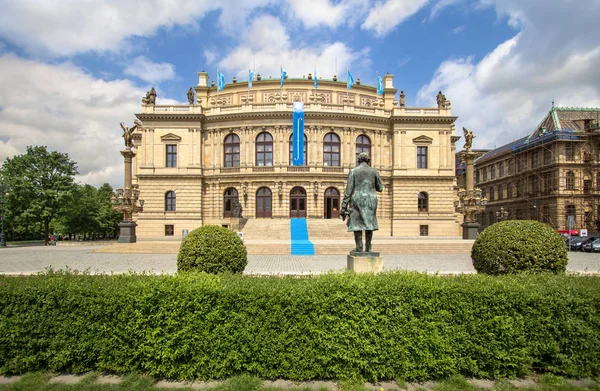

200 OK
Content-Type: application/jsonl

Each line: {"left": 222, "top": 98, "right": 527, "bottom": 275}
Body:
{"left": 96, "top": 183, "right": 122, "bottom": 238}
{"left": 1, "top": 146, "right": 78, "bottom": 245}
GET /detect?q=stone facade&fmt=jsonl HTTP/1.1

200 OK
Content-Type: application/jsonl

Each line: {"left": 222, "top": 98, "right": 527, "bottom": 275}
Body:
{"left": 132, "top": 72, "right": 461, "bottom": 238}
{"left": 474, "top": 106, "right": 600, "bottom": 232}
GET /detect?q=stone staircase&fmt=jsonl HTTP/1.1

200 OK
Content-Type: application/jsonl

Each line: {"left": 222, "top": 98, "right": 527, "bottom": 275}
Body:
{"left": 242, "top": 219, "right": 290, "bottom": 254}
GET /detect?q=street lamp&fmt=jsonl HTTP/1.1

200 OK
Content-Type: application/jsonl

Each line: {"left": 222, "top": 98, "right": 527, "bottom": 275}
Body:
{"left": 0, "top": 183, "right": 8, "bottom": 247}
{"left": 496, "top": 207, "right": 509, "bottom": 221}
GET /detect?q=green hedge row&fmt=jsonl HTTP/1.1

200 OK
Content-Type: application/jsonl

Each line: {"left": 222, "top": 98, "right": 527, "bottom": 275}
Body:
{"left": 0, "top": 271, "right": 599, "bottom": 381}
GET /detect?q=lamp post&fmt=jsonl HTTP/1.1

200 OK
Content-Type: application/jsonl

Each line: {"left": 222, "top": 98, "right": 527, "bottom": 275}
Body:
{"left": 113, "top": 120, "right": 144, "bottom": 243}
{"left": 496, "top": 207, "right": 509, "bottom": 221}
{"left": 0, "top": 183, "right": 8, "bottom": 247}
{"left": 455, "top": 128, "right": 487, "bottom": 239}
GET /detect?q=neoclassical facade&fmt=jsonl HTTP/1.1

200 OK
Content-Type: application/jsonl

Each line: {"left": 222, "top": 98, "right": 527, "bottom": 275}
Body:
{"left": 132, "top": 72, "right": 461, "bottom": 238}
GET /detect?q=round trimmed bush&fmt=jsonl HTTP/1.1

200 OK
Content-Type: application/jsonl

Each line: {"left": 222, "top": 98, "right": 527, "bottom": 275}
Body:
{"left": 177, "top": 225, "right": 247, "bottom": 273}
{"left": 471, "top": 220, "right": 567, "bottom": 275}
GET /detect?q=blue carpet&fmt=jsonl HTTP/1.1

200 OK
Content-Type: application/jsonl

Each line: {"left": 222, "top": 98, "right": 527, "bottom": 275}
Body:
{"left": 290, "top": 218, "right": 315, "bottom": 255}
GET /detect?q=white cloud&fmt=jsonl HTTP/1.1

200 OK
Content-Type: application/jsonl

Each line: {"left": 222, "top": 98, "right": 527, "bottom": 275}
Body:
{"left": 417, "top": 0, "right": 600, "bottom": 149}
{"left": 0, "top": 0, "right": 216, "bottom": 57}
{"left": 124, "top": 56, "right": 176, "bottom": 84}
{"left": 429, "top": 0, "right": 463, "bottom": 20}
{"left": 0, "top": 53, "right": 147, "bottom": 188}
{"left": 285, "top": 0, "right": 369, "bottom": 28}
{"left": 362, "top": 0, "right": 429, "bottom": 37}
{"left": 217, "top": 15, "right": 368, "bottom": 81}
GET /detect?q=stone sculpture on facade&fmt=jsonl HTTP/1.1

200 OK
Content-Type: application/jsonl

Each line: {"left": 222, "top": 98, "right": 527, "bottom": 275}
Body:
{"left": 187, "top": 87, "right": 195, "bottom": 105}
{"left": 463, "top": 127, "right": 475, "bottom": 151}
{"left": 399, "top": 90, "right": 406, "bottom": 107}
{"left": 232, "top": 200, "right": 243, "bottom": 218}
{"left": 436, "top": 90, "right": 447, "bottom": 109}
{"left": 142, "top": 87, "right": 157, "bottom": 105}
{"left": 341, "top": 152, "right": 384, "bottom": 253}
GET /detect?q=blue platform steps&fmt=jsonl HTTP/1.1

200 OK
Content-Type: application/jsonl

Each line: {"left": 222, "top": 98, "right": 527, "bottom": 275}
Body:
{"left": 290, "top": 218, "right": 315, "bottom": 255}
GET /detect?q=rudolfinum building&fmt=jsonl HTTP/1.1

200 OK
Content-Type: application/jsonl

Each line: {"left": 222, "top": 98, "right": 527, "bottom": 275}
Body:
{"left": 132, "top": 71, "right": 462, "bottom": 239}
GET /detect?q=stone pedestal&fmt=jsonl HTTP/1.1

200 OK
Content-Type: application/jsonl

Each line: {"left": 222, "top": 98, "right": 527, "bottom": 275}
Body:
{"left": 347, "top": 251, "right": 383, "bottom": 273}
{"left": 462, "top": 222, "right": 480, "bottom": 240}
{"left": 118, "top": 221, "right": 138, "bottom": 243}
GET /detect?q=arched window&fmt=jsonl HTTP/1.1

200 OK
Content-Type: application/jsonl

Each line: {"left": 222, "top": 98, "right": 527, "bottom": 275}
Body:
{"left": 566, "top": 171, "right": 575, "bottom": 190}
{"left": 489, "top": 186, "right": 495, "bottom": 201}
{"left": 355, "top": 135, "right": 371, "bottom": 165}
{"left": 323, "top": 133, "right": 340, "bottom": 167}
{"left": 224, "top": 134, "right": 240, "bottom": 167}
{"left": 507, "top": 183, "right": 513, "bottom": 198}
{"left": 418, "top": 192, "right": 428, "bottom": 212}
{"left": 289, "top": 133, "right": 307, "bottom": 165}
{"left": 256, "top": 132, "right": 273, "bottom": 166}
{"left": 165, "top": 191, "right": 176, "bottom": 211}
{"left": 223, "top": 188, "right": 239, "bottom": 218}
{"left": 566, "top": 204, "right": 576, "bottom": 227}
{"left": 497, "top": 184, "right": 503, "bottom": 200}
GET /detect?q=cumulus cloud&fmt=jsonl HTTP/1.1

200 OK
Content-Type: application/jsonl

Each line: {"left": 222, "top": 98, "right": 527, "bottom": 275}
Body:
{"left": 217, "top": 15, "right": 368, "bottom": 81}
{"left": 0, "top": 0, "right": 220, "bottom": 57}
{"left": 362, "top": 0, "right": 429, "bottom": 37}
{"left": 0, "top": 53, "right": 146, "bottom": 187}
{"left": 285, "top": 0, "right": 370, "bottom": 28}
{"left": 124, "top": 56, "right": 176, "bottom": 84}
{"left": 417, "top": 0, "right": 600, "bottom": 149}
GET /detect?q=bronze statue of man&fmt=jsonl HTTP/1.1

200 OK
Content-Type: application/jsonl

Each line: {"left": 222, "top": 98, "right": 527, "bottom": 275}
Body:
{"left": 341, "top": 152, "right": 383, "bottom": 253}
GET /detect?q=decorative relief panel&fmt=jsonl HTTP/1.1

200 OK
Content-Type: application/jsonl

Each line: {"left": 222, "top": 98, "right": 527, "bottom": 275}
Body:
{"left": 360, "top": 95, "right": 383, "bottom": 107}
{"left": 288, "top": 90, "right": 307, "bottom": 102}
{"left": 238, "top": 92, "right": 256, "bottom": 104}
{"left": 209, "top": 94, "right": 233, "bottom": 106}
{"left": 337, "top": 93, "right": 355, "bottom": 105}
{"left": 263, "top": 91, "right": 287, "bottom": 103}
{"left": 309, "top": 91, "right": 332, "bottom": 104}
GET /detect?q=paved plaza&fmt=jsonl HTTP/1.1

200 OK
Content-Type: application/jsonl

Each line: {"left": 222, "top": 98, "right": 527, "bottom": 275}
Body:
{"left": 1, "top": 245, "right": 599, "bottom": 275}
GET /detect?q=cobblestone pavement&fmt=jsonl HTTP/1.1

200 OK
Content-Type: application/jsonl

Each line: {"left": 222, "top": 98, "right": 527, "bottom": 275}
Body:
{"left": 1, "top": 245, "right": 599, "bottom": 275}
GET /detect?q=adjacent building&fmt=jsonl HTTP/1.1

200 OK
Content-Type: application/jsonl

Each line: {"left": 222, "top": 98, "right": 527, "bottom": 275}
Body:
{"left": 132, "top": 71, "right": 462, "bottom": 238}
{"left": 474, "top": 105, "right": 600, "bottom": 231}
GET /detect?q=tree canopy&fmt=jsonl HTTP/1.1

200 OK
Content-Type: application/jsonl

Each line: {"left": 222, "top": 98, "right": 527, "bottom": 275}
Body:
{"left": 1, "top": 146, "right": 78, "bottom": 243}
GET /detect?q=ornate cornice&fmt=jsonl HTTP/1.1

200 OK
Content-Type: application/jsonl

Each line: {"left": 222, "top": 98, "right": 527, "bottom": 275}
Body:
{"left": 135, "top": 113, "right": 205, "bottom": 121}
{"left": 391, "top": 116, "right": 457, "bottom": 124}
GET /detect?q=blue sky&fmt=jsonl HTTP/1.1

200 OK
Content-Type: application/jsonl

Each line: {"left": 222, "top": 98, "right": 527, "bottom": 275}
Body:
{"left": 0, "top": 0, "right": 599, "bottom": 188}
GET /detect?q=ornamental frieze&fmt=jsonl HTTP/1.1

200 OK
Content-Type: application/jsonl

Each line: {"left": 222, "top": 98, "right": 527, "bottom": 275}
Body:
{"left": 209, "top": 94, "right": 233, "bottom": 106}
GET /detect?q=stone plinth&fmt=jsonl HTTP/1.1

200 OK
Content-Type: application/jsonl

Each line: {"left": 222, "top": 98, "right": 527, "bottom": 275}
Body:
{"left": 462, "top": 222, "right": 480, "bottom": 240}
{"left": 118, "top": 221, "right": 138, "bottom": 243}
{"left": 347, "top": 251, "right": 383, "bottom": 273}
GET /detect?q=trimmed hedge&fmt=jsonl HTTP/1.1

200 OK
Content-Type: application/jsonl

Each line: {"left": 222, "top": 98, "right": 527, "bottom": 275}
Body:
{"left": 0, "top": 271, "right": 599, "bottom": 381}
{"left": 177, "top": 225, "right": 247, "bottom": 274}
{"left": 472, "top": 220, "right": 568, "bottom": 275}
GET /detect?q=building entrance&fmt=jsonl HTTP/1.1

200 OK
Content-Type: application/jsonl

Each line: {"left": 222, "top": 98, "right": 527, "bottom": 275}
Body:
{"left": 290, "top": 187, "right": 307, "bottom": 218}
{"left": 324, "top": 187, "right": 340, "bottom": 219}
{"left": 256, "top": 187, "right": 272, "bottom": 218}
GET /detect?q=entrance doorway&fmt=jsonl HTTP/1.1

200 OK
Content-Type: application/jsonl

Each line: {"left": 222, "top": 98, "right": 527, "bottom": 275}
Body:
{"left": 256, "top": 187, "right": 272, "bottom": 218}
{"left": 290, "top": 187, "right": 307, "bottom": 218}
{"left": 324, "top": 187, "right": 340, "bottom": 219}
{"left": 223, "top": 188, "right": 238, "bottom": 218}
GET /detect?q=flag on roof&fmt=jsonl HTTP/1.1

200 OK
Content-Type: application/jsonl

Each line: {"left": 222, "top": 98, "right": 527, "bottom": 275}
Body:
{"left": 347, "top": 70, "right": 354, "bottom": 90}
{"left": 377, "top": 74, "right": 383, "bottom": 95}
{"left": 248, "top": 69, "right": 254, "bottom": 89}
{"left": 280, "top": 66, "right": 287, "bottom": 88}
{"left": 314, "top": 67, "right": 318, "bottom": 90}
{"left": 217, "top": 71, "right": 225, "bottom": 92}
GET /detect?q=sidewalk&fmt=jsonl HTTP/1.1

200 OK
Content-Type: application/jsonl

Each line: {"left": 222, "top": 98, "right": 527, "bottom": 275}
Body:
{"left": 0, "top": 244, "right": 599, "bottom": 275}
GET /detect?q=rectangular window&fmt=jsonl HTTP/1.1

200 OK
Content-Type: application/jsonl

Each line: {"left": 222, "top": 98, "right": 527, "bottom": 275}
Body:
{"left": 565, "top": 145, "right": 575, "bottom": 161}
{"left": 508, "top": 159, "right": 514, "bottom": 175}
{"left": 544, "top": 148, "right": 552, "bottom": 164}
{"left": 419, "top": 225, "right": 429, "bottom": 236}
{"left": 491, "top": 166, "right": 496, "bottom": 180}
{"left": 166, "top": 145, "right": 177, "bottom": 167}
{"left": 165, "top": 225, "right": 174, "bottom": 236}
{"left": 499, "top": 162, "right": 504, "bottom": 177}
{"left": 483, "top": 168, "right": 488, "bottom": 181}
{"left": 417, "top": 146, "right": 427, "bottom": 169}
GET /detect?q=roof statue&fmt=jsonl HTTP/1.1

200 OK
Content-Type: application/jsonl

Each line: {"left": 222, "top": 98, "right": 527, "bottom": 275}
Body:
{"left": 142, "top": 87, "right": 157, "bottom": 105}
{"left": 436, "top": 90, "right": 447, "bottom": 109}
{"left": 399, "top": 90, "right": 406, "bottom": 107}
{"left": 463, "top": 127, "right": 475, "bottom": 151}
{"left": 187, "top": 87, "right": 195, "bottom": 105}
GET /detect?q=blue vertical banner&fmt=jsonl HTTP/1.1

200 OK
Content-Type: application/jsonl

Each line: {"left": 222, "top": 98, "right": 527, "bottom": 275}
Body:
{"left": 217, "top": 71, "right": 225, "bottom": 92}
{"left": 377, "top": 74, "right": 384, "bottom": 95}
{"left": 248, "top": 69, "right": 254, "bottom": 88}
{"left": 347, "top": 70, "right": 355, "bottom": 89}
{"left": 292, "top": 102, "right": 305, "bottom": 166}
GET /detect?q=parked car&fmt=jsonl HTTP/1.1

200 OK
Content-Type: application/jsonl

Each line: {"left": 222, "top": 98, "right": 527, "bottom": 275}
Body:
{"left": 568, "top": 236, "right": 598, "bottom": 251}
{"left": 582, "top": 238, "right": 600, "bottom": 253}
